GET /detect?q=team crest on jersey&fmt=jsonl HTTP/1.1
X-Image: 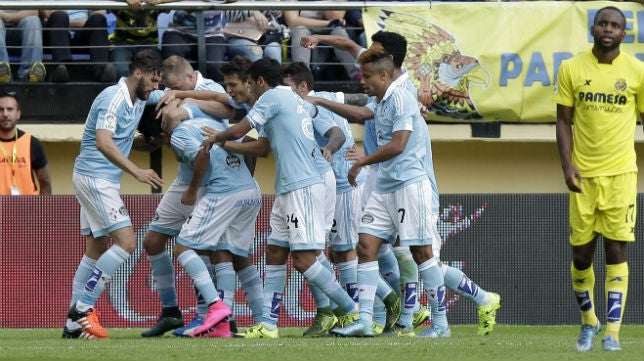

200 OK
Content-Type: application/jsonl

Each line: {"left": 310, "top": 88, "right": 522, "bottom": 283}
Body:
{"left": 226, "top": 154, "right": 241, "bottom": 169}
{"left": 119, "top": 206, "right": 128, "bottom": 216}
{"left": 361, "top": 213, "right": 374, "bottom": 224}
{"left": 152, "top": 212, "right": 160, "bottom": 222}
{"left": 103, "top": 113, "right": 117, "bottom": 131}
{"left": 301, "top": 117, "right": 314, "bottom": 140}
{"left": 615, "top": 79, "right": 627, "bottom": 92}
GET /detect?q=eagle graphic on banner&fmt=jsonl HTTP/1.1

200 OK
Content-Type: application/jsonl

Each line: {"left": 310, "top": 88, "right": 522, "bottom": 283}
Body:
{"left": 376, "top": 10, "right": 491, "bottom": 120}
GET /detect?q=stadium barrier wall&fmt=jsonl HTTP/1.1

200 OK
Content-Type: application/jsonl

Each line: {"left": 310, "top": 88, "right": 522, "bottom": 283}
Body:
{"left": 2, "top": 194, "right": 643, "bottom": 328}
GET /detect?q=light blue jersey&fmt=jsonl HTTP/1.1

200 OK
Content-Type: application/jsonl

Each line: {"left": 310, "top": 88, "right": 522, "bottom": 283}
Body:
{"left": 393, "top": 72, "right": 440, "bottom": 213}
{"left": 363, "top": 119, "right": 377, "bottom": 156}
{"left": 310, "top": 92, "right": 335, "bottom": 176}
{"left": 372, "top": 82, "right": 427, "bottom": 194}
{"left": 74, "top": 78, "right": 162, "bottom": 183}
{"left": 174, "top": 162, "right": 195, "bottom": 186}
{"left": 313, "top": 90, "right": 366, "bottom": 193}
{"left": 170, "top": 118, "right": 256, "bottom": 195}
{"left": 246, "top": 86, "right": 321, "bottom": 195}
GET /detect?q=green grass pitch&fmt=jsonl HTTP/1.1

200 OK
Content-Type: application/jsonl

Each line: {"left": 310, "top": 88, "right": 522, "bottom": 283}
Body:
{"left": 1, "top": 325, "right": 642, "bottom": 361}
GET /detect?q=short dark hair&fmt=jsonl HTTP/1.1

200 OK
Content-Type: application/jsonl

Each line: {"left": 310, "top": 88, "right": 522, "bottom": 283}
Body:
{"left": 0, "top": 89, "right": 20, "bottom": 109}
{"left": 594, "top": 6, "right": 626, "bottom": 28}
{"left": 371, "top": 31, "right": 407, "bottom": 68}
{"left": 220, "top": 56, "right": 252, "bottom": 82}
{"left": 249, "top": 58, "right": 282, "bottom": 87}
{"left": 129, "top": 49, "right": 163, "bottom": 75}
{"left": 280, "top": 62, "right": 314, "bottom": 90}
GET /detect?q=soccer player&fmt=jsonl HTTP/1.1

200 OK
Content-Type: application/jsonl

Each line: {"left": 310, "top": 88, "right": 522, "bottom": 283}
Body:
{"left": 205, "top": 58, "right": 360, "bottom": 338}
{"left": 554, "top": 6, "right": 643, "bottom": 352}
{"left": 282, "top": 61, "right": 365, "bottom": 336}
{"left": 63, "top": 49, "right": 165, "bottom": 340}
{"left": 140, "top": 55, "right": 233, "bottom": 338}
{"left": 164, "top": 115, "right": 260, "bottom": 338}
{"left": 156, "top": 55, "right": 228, "bottom": 126}
{"left": 329, "top": 45, "right": 446, "bottom": 337}
{"left": 306, "top": 30, "right": 501, "bottom": 337}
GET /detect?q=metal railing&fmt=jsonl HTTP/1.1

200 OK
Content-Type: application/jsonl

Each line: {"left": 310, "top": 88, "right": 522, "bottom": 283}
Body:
{"left": 0, "top": 1, "right": 432, "bottom": 82}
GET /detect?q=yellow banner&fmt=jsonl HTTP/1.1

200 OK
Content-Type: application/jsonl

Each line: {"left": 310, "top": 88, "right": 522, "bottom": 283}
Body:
{"left": 363, "top": 1, "right": 644, "bottom": 123}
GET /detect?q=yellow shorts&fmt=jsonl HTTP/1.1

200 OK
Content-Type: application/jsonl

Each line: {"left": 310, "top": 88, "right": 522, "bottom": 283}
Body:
{"left": 569, "top": 172, "right": 637, "bottom": 246}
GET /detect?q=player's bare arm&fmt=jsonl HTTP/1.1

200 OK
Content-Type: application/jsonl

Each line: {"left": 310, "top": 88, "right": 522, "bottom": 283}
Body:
{"left": 96, "top": 130, "right": 163, "bottom": 189}
{"left": 555, "top": 104, "right": 582, "bottom": 193}
{"left": 303, "top": 95, "right": 374, "bottom": 123}
{"left": 320, "top": 126, "right": 346, "bottom": 162}
{"left": 222, "top": 137, "right": 271, "bottom": 157}
{"left": 348, "top": 130, "right": 410, "bottom": 186}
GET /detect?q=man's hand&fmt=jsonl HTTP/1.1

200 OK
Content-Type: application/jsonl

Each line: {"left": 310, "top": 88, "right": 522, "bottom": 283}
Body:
{"left": 320, "top": 146, "right": 333, "bottom": 163}
{"left": 156, "top": 90, "right": 181, "bottom": 111}
{"left": 201, "top": 125, "right": 220, "bottom": 138}
{"left": 345, "top": 144, "right": 364, "bottom": 162}
{"left": 300, "top": 35, "right": 321, "bottom": 49}
{"left": 563, "top": 164, "right": 583, "bottom": 193}
{"left": 134, "top": 168, "right": 163, "bottom": 189}
{"left": 251, "top": 10, "right": 270, "bottom": 31}
{"left": 202, "top": 135, "right": 224, "bottom": 150}
{"left": 348, "top": 163, "right": 363, "bottom": 187}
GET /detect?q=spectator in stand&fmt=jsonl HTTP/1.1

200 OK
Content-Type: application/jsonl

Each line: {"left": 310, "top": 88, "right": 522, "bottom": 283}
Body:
{"left": 40, "top": 9, "right": 116, "bottom": 83}
{"left": 0, "top": 91, "right": 51, "bottom": 195}
{"left": 344, "top": 2, "right": 365, "bottom": 48}
{"left": 283, "top": 0, "right": 359, "bottom": 81}
{"left": 161, "top": 8, "right": 230, "bottom": 83}
{"left": 0, "top": 10, "right": 45, "bottom": 83}
{"left": 223, "top": 1, "right": 285, "bottom": 64}
{"left": 110, "top": 0, "right": 178, "bottom": 78}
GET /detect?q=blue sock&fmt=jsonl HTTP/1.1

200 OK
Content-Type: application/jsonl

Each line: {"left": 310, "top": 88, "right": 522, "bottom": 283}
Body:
{"left": 238, "top": 265, "right": 264, "bottom": 324}
{"left": 70, "top": 255, "right": 96, "bottom": 307}
{"left": 317, "top": 253, "right": 338, "bottom": 309}
{"left": 373, "top": 297, "right": 386, "bottom": 328}
{"left": 306, "top": 255, "right": 331, "bottom": 310}
{"left": 375, "top": 273, "right": 394, "bottom": 300}
{"left": 214, "top": 262, "right": 236, "bottom": 311}
{"left": 196, "top": 255, "right": 212, "bottom": 316}
{"left": 443, "top": 264, "right": 487, "bottom": 306}
{"left": 303, "top": 261, "right": 357, "bottom": 314}
{"left": 77, "top": 245, "right": 130, "bottom": 311}
{"left": 262, "top": 264, "right": 287, "bottom": 328}
{"left": 357, "top": 261, "right": 379, "bottom": 325}
{"left": 177, "top": 250, "right": 219, "bottom": 305}
{"left": 419, "top": 257, "right": 448, "bottom": 330}
{"left": 394, "top": 247, "right": 417, "bottom": 328}
{"left": 377, "top": 244, "right": 401, "bottom": 297}
{"left": 148, "top": 252, "right": 178, "bottom": 308}
{"left": 336, "top": 259, "right": 358, "bottom": 303}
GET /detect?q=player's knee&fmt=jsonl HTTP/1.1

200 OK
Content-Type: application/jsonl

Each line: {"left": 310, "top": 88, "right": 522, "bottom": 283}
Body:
{"left": 142, "top": 233, "right": 167, "bottom": 255}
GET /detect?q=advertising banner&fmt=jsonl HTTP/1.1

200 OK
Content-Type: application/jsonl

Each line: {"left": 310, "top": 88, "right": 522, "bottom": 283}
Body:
{"left": 2, "top": 194, "right": 644, "bottom": 328}
{"left": 362, "top": 1, "right": 644, "bottom": 123}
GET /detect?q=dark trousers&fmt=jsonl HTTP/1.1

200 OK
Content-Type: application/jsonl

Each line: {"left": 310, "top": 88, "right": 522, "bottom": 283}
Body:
{"left": 43, "top": 11, "right": 109, "bottom": 72}
{"left": 161, "top": 31, "right": 227, "bottom": 82}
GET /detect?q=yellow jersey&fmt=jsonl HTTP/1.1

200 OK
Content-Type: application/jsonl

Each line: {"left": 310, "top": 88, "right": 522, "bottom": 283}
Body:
{"left": 554, "top": 50, "right": 644, "bottom": 177}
